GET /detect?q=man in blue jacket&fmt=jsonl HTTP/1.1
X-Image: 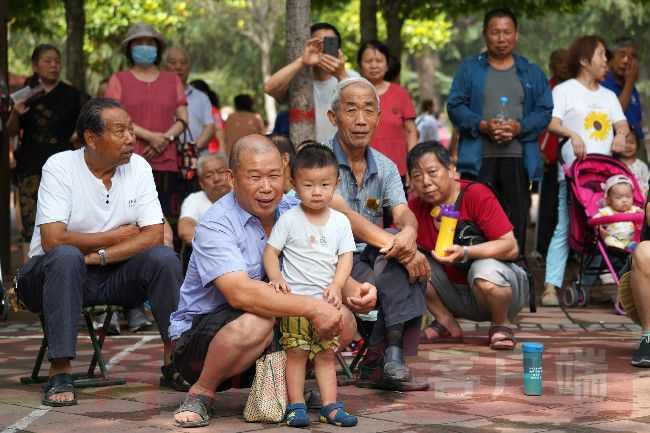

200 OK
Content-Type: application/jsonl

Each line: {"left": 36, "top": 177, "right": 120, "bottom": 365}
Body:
{"left": 447, "top": 8, "right": 552, "bottom": 254}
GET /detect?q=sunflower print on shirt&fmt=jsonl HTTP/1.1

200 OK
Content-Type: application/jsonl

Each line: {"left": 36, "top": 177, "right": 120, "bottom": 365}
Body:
{"left": 584, "top": 111, "right": 612, "bottom": 141}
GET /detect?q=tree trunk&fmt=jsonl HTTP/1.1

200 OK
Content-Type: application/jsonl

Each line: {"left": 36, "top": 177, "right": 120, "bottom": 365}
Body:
{"left": 360, "top": 0, "right": 378, "bottom": 43}
{"left": 414, "top": 47, "right": 440, "bottom": 110}
{"left": 381, "top": 0, "right": 404, "bottom": 63}
{"left": 0, "top": 0, "right": 11, "bottom": 273}
{"left": 64, "top": 0, "right": 86, "bottom": 92}
{"left": 260, "top": 42, "right": 277, "bottom": 130}
{"left": 286, "top": 0, "right": 314, "bottom": 147}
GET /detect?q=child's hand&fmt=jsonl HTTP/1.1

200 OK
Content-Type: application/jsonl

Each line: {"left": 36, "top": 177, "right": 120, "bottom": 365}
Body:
{"left": 269, "top": 278, "right": 290, "bottom": 294}
{"left": 324, "top": 285, "right": 342, "bottom": 309}
{"left": 598, "top": 225, "right": 608, "bottom": 239}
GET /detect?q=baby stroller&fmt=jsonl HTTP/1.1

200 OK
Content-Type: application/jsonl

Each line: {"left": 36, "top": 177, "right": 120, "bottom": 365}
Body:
{"left": 563, "top": 154, "right": 645, "bottom": 309}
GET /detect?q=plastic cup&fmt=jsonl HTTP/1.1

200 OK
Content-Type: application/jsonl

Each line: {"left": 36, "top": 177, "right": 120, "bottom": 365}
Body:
{"left": 522, "top": 342, "right": 544, "bottom": 396}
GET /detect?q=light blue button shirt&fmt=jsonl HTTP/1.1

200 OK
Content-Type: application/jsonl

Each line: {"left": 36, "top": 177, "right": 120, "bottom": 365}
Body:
{"left": 326, "top": 135, "right": 406, "bottom": 251}
{"left": 184, "top": 85, "right": 214, "bottom": 150}
{"left": 168, "top": 191, "right": 299, "bottom": 340}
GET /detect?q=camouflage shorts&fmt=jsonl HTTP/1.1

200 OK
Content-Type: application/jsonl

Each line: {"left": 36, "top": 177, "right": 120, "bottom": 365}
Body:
{"left": 280, "top": 316, "right": 339, "bottom": 360}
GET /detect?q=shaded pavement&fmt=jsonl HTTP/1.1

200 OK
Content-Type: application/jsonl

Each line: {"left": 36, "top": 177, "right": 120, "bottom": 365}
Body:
{"left": 1, "top": 302, "right": 649, "bottom": 433}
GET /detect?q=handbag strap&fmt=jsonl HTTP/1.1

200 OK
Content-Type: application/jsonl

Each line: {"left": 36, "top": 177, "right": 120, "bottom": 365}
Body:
{"left": 453, "top": 181, "right": 479, "bottom": 211}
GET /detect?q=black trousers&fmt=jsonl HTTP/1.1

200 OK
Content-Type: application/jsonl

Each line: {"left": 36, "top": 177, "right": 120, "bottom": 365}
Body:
{"left": 17, "top": 245, "right": 182, "bottom": 360}
{"left": 478, "top": 157, "right": 530, "bottom": 254}
{"left": 351, "top": 244, "right": 426, "bottom": 348}
{"left": 536, "top": 162, "right": 559, "bottom": 256}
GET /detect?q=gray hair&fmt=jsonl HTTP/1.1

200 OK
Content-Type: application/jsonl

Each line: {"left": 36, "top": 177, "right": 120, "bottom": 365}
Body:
{"left": 611, "top": 37, "right": 637, "bottom": 53}
{"left": 330, "top": 77, "right": 380, "bottom": 112}
{"left": 197, "top": 152, "right": 228, "bottom": 177}
{"left": 228, "top": 134, "right": 279, "bottom": 172}
{"left": 76, "top": 97, "right": 123, "bottom": 146}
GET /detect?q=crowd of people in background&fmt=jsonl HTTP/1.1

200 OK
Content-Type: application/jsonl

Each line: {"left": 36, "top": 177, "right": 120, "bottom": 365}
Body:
{"left": 6, "top": 5, "right": 650, "bottom": 429}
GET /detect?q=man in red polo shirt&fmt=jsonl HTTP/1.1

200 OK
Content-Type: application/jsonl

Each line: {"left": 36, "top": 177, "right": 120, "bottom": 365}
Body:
{"left": 407, "top": 141, "right": 529, "bottom": 350}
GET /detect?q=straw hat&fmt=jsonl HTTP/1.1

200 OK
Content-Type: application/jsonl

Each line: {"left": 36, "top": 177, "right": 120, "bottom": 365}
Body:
{"left": 121, "top": 23, "right": 165, "bottom": 50}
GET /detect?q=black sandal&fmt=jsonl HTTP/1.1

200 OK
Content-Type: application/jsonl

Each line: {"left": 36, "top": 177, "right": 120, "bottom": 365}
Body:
{"left": 174, "top": 393, "right": 213, "bottom": 428}
{"left": 42, "top": 373, "right": 77, "bottom": 407}
{"left": 160, "top": 363, "right": 191, "bottom": 392}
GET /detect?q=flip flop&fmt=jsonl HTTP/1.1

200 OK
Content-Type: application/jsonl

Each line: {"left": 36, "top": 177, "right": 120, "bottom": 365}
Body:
{"left": 420, "top": 320, "right": 463, "bottom": 343}
{"left": 174, "top": 393, "right": 214, "bottom": 428}
{"left": 488, "top": 325, "right": 516, "bottom": 350}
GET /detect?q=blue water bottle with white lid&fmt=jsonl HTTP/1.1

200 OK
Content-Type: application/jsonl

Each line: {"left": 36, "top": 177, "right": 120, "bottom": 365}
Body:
{"left": 522, "top": 342, "right": 544, "bottom": 396}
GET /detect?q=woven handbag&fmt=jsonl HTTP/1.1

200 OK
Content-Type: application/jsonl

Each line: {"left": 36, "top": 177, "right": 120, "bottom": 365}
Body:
{"left": 243, "top": 350, "right": 287, "bottom": 423}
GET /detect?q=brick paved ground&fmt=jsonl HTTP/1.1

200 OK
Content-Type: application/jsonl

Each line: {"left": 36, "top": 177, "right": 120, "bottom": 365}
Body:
{"left": 1, "top": 302, "right": 649, "bottom": 433}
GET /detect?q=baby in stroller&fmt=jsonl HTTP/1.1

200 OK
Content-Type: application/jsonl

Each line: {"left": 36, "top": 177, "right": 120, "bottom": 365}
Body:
{"left": 595, "top": 175, "right": 643, "bottom": 251}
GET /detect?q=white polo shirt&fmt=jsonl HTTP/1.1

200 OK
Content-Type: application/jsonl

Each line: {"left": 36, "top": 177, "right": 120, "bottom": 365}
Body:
{"left": 29, "top": 148, "right": 164, "bottom": 257}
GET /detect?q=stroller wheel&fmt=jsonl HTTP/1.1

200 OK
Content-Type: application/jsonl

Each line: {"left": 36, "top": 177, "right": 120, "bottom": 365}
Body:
{"left": 562, "top": 284, "right": 578, "bottom": 307}
{"left": 576, "top": 284, "right": 589, "bottom": 307}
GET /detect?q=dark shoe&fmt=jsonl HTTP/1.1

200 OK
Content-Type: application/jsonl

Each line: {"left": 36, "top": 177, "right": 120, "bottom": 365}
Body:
{"left": 94, "top": 312, "right": 121, "bottom": 335}
{"left": 160, "top": 364, "right": 191, "bottom": 392}
{"left": 128, "top": 307, "right": 152, "bottom": 332}
{"left": 42, "top": 373, "right": 77, "bottom": 407}
{"left": 356, "top": 358, "right": 429, "bottom": 392}
{"left": 305, "top": 388, "right": 322, "bottom": 410}
{"left": 383, "top": 346, "right": 411, "bottom": 382}
{"left": 285, "top": 402, "right": 310, "bottom": 427}
{"left": 174, "top": 393, "right": 213, "bottom": 428}
{"left": 632, "top": 336, "right": 650, "bottom": 368}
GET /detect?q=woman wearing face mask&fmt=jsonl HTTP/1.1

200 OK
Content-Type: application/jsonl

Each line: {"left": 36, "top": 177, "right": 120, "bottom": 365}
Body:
{"left": 105, "top": 23, "right": 188, "bottom": 221}
{"left": 7, "top": 44, "right": 88, "bottom": 246}
{"left": 357, "top": 40, "right": 417, "bottom": 183}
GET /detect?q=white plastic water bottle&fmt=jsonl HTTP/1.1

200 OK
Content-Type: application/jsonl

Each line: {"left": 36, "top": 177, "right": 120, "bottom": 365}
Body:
{"left": 496, "top": 96, "right": 509, "bottom": 123}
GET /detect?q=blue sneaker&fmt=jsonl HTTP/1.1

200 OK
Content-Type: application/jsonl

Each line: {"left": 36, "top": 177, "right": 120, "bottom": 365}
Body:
{"left": 285, "top": 402, "right": 310, "bottom": 427}
{"left": 319, "top": 402, "right": 357, "bottom": 427}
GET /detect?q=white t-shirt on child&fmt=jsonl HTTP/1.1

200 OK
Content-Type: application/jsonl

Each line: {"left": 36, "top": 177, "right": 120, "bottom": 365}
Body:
{"left": 267, "top": 206, "right": 356, "bottom": 298}
{"left": 552, "top": 79, "right": 626, "bottom": 178}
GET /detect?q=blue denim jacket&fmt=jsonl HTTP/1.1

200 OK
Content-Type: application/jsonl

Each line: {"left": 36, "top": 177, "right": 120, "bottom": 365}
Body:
{"left": 447, "top": 52, "right": 552, "bottom": 181}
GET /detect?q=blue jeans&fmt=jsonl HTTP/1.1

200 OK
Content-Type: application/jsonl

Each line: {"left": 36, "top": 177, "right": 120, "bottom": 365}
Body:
{"left": 545, "top": 180, "right": 600, "bottom": 288}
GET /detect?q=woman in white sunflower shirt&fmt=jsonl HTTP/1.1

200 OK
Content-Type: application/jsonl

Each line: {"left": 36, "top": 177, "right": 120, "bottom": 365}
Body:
{"left": 541, "top": 35, "right": 630, "bottom": 306}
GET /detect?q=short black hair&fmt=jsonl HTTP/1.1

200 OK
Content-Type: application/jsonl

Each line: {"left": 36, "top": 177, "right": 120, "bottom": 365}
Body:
{"left": 291, "top": 143, "right": 339, "bottom": 179}
{"left": 190, "top": 79, "right": 220, "bottom": 108}
{"left": 125, "top": 39, "right": 163, "bottom": 66}
{"left": 407, "top": 141, "right": 452, "bottom": 174}
{"left": 76, "top": 97, "right": 123, "bottom": 147}
{"left": 234, "top": 94, "right": 254, "bottom": 112}
{"left": 483, "top": 8, "right": 518, "bottom": 32}
{"left": 268, "top": 133, "right": 295, "bottom": 160}
{"left": 357, "top": 39, "right": 390, "bottom": 68}
{"left": 310, "top": 22, "right": 342, "bottom": 47}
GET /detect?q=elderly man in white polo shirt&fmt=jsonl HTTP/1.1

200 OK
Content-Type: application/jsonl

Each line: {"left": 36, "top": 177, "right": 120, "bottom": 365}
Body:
{"left": 16, "top": 98, "right": 184, "bottom": 407}
{"left": 166, "top": 47, "right": 215, "bottom": 157}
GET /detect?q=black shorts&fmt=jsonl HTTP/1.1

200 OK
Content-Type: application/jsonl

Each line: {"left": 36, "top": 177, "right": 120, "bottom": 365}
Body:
{"left": 171, "top": 306, "right": 256, "bottom": 390}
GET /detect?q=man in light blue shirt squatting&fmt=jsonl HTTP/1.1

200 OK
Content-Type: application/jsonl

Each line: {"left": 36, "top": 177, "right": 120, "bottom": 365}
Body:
{"left": 326, "top": 77, "right": 432, "bottom": 391}
{"left": 170, "top": 134, "right": 377, "bottom": 428}
{"left": 166, "top": 47, "right": 215, "bottom": 156}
